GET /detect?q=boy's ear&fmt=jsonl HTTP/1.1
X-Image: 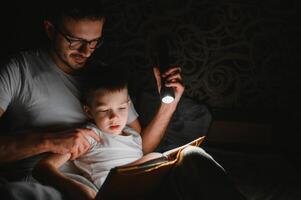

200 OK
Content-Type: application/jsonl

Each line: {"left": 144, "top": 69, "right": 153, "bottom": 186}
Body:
{"left": 83, "top": 105, "right": 93, "bottom": 119}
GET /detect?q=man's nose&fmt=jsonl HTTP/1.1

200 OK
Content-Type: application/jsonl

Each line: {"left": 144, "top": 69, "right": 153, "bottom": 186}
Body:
{"left": 78, "top": 43, "right": 93, "bottom": 57}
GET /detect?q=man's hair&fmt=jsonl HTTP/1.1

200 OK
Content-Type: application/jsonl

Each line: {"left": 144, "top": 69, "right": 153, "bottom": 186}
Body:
{"left": 81, "top": 63, "right": 129, "bottom": 106}
{"left": 45, "top": 1, "right": 106, "bottom": 26}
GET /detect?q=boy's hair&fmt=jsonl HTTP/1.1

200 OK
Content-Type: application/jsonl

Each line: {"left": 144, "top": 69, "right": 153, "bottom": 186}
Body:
{"left": 45, "top": 1, "right": 106, "bottom": 26}
{"left": 81, "top": 63, "right": 129, "bottom": 106}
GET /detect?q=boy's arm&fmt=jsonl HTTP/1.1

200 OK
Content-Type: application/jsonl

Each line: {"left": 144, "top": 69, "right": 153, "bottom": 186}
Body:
{"left": 33, "top": 153, "right": 96, "bottom": 200}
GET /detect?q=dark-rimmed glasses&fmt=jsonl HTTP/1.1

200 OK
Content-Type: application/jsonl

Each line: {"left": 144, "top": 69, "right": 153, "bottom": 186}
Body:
{"left": 55, "top": 27, "right": 104, "bottom": 50}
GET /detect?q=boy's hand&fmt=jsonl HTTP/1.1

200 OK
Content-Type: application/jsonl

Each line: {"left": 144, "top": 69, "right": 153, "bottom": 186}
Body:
{"left": 47, "top": 128, "right": 101, "bottom": 160}
{"left": 153, "top": 66, "right": 185, "bottom": 104}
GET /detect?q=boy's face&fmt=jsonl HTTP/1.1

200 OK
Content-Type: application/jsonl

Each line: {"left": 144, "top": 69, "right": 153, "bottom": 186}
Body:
{"left": 85, "top": 88, "right": 129, "bottom": 135}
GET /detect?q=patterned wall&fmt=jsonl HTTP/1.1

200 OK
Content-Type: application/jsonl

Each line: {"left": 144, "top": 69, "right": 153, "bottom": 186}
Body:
{"left": 1, "top": 0, "right": 300, "bottom": 112}
{"left": 94, "top": 0, "right": 300, "bottom": 111}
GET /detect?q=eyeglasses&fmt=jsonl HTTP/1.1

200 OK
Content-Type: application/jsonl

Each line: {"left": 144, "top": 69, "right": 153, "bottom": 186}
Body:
{"left": 54, "top": 27, "right": 104, "bottom": 50}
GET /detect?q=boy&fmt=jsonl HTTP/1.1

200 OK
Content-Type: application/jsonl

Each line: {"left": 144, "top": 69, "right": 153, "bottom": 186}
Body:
{"left": 33, "top": 65, "right": 153, "bottom": 200}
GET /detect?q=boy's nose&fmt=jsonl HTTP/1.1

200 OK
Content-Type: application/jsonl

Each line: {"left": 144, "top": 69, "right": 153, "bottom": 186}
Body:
{"left": 109, "top": 111, "right": 118, "bottom": 119}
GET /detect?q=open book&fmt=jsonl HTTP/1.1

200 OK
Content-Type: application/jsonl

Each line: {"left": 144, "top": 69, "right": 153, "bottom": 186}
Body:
{"left": 96, "top": 136, "right": 206, "bottom": 199}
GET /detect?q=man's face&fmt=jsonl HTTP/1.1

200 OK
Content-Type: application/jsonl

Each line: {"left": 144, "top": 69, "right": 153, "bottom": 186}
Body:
{"left": 86, "top": 88, "right": 129, "bottom": 135}
{"left": 48, "top": 16, "right": 105, "bottom": 73}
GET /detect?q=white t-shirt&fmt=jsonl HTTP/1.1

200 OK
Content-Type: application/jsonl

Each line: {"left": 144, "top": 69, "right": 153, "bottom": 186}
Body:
{"left": 0, "top": 49, "right": 138, "bottom": 133}
{"left": 74, "top": 123, "right": 143, "bottom": 189}
{"left": 0, "top": 49, "right": 139, "bottom": 176}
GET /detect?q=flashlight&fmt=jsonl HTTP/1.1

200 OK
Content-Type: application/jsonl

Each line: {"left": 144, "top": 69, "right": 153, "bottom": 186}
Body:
{"left": 156, "top": 36, "right": 175, "bottom": 104}
{"left": 160, "top": 78, "right": 175, "bottom": 104}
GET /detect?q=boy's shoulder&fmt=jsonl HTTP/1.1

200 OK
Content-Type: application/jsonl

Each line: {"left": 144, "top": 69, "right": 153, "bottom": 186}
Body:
{"left": 85, "top": 123, "right": 101, "bottom": 134}
{"left": 83, "top": 123, "right": 104, "bottom": 146}
{"left": 123, "top": 126, "right": 140, "bottom": 137}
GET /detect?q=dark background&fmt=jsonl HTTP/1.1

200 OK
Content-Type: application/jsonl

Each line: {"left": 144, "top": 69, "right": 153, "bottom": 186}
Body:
{"left": 1, "top": 0, "right": 300, "bottom": 151}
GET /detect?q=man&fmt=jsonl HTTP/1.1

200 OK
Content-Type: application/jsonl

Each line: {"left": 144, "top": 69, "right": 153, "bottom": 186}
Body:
{"left": 0, "top": 3, "right": 245, "bottom": 200}
{"left": 0, "top": 2, "right": 183, "bottom": 183}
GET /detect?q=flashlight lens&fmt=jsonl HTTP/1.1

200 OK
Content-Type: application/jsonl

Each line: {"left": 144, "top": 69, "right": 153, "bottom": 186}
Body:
{"left": 162, "top": 96, "right": 174, "bottom": 104}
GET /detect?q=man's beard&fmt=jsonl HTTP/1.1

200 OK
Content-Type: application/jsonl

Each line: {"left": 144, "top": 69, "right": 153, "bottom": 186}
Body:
{"left": 55, "top": 51, "right": 86, "bottom": 72}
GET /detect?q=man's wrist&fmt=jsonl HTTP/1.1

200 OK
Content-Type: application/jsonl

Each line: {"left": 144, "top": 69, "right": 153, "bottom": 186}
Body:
{"left": 159, "top": 101, "right": 177, "bottom": 114}
{"left": 39, "top": 133, "right": 54, "bottom": 153}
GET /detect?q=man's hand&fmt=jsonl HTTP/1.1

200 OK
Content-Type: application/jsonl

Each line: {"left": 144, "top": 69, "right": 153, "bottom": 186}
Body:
{"left": 47, "top": 128, "right": 100, "bottom": 160}
{"left": 141, "top": 66, "right": 185, "bottom": 154}
{"left": 153, "top": 66, "right": 185, "bottom": 104}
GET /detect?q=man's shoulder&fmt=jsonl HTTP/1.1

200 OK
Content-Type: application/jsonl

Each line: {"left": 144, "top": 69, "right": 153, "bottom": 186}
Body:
{"left": 17, "top": 49, "right": 45, "bottom": 63}
{"left": 19, "top": 49, "right": 43, "bottom": 57}
{"left": 1, "top": 49, "right": 43, "bottom": 68}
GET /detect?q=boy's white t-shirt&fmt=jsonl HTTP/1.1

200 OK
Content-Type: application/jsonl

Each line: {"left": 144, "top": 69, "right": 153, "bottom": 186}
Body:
{"left": 73, "top": 123, "right": 143, "bottom": 189}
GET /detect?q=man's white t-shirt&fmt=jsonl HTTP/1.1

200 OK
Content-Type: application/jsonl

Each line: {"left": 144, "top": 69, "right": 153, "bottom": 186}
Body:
{"left": 74, "top": 123, "right": 143, "bottom": 189}
{"left": 0, "top": 49, "right": 138, "bottom": 133}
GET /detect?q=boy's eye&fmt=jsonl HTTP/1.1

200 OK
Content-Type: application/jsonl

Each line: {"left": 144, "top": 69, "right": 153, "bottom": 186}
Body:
{"left": 98, "top": 109, "right": 108, "bottom": 113}
{"left": 119, "top": 107, "right": 127, "bottom": 110}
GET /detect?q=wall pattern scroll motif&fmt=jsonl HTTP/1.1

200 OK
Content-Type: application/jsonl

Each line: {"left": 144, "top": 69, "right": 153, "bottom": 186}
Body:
{"left": 95, "top": 0, "right": 299, "bottom": 111}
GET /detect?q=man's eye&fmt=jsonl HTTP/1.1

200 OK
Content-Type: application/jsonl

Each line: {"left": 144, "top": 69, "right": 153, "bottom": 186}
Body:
{"left": 119, "top": 107, "right": 127, "bottom": 110}
{"left": 70, "top": 39, "right": 82, "bottom": 44}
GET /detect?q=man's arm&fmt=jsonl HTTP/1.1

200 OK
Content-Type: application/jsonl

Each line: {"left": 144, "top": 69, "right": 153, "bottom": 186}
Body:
{"left": 0, "top": 107, "right": 100, "bottom": 164}
{"left": 141, "top": 67, "right": 184, "bottom": 154}
{"left": 0, "top": 108, "right": 45, "bottom": 163}
{"left": 33, "top": 153, "right": 96, "bottom": 200}
{"left": 127, "top": 118, "right": 141, "bottom": 134}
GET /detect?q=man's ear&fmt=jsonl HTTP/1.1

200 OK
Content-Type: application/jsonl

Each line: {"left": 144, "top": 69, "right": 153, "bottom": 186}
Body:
{"left": 44, "top": 20, "right": 55, "bottom": 40}
{"left": 83, "top": 105, "right": 93, "bottom": 119}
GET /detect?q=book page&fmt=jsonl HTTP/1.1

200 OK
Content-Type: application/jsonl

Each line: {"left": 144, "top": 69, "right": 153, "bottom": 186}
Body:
{"left": 115, "top": 136, "right": 205, "bottom": 171}
{"left": 119, "top": 152, "right": 165, "bottom": 168}
{"left": 163, "top": 136, "right": 205, "bottom": 159}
